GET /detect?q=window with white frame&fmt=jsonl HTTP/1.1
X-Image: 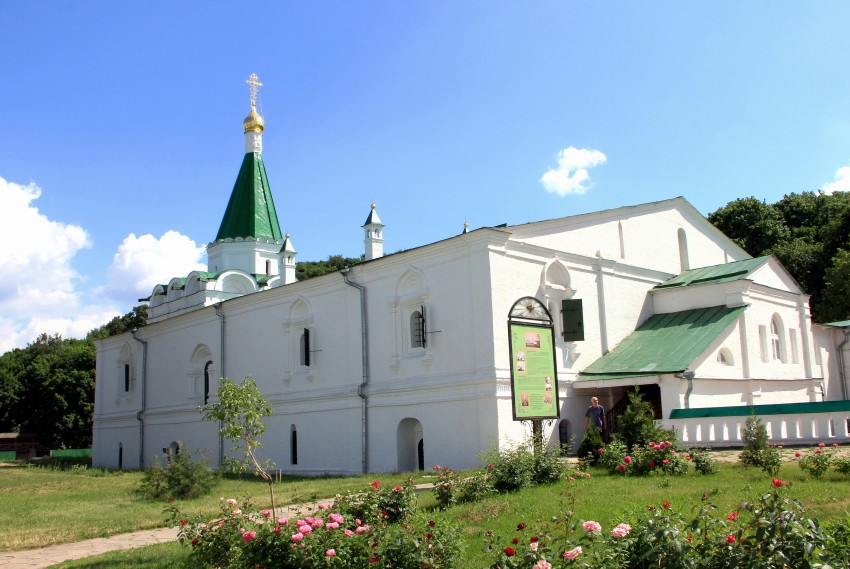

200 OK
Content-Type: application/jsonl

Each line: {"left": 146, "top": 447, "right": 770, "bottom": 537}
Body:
{"left": 770, "top": 315, "right": 785, "bottom": 362}
{"left": 758, "top": 324, "right": 768, "bottom": 362}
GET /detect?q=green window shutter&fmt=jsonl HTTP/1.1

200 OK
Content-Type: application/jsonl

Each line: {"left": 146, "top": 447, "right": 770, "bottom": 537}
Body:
{"left": 561, "top": 299, "right": 584, "bottom": 341}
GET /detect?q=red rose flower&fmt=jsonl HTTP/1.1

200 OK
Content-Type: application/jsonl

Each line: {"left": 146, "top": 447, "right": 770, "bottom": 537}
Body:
{"left": 726, "top": 535, "right": 736, "bottom": 544}
{"left": 504, "top": 547, "right": 516, "bottom": 556}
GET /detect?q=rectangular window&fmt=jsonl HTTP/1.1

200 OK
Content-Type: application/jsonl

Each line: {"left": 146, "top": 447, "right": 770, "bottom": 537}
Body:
{"left": 561, "top": 299, "right": 585, "bottom": 342}
{"left": 300, "top": 329, "right": 311, "bottom": 367}
{"left": 124, "top": 364, "right": 130, "bottom": 392}
{"left": 758, "top": 325, "right": 768, "bottom": 363}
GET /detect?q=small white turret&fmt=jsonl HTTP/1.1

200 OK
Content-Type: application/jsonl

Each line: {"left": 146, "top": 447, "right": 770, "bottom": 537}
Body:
{"left": 279, "top": 233, "right": 297, "bottom": 284}
{"left": 363, "top": 203, "right": 384, "bottom": 261}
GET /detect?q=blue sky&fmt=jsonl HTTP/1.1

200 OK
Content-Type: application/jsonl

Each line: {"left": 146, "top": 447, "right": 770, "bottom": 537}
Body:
{"left": 1, "top": 1, "right": 849, "bottom": 352}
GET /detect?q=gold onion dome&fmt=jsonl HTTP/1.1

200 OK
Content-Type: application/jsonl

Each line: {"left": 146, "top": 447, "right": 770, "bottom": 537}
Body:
{"left": 243, "top": 105, "right": 264, "bottom": 133}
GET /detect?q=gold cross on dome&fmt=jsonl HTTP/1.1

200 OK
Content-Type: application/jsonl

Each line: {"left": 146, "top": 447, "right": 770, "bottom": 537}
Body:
{"left": 246, "top": 73, "right": 263, "bottom": 107}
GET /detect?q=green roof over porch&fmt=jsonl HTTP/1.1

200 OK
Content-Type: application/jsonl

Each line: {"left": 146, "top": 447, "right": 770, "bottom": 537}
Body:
{"left": 654, "top": 256, "right": 770, "bottom": 289}
{"left": 215, "top": 152, "right": 283, "bottom": 242}
{"left": 578, "top": 305, "right": 747, "bottom": 381}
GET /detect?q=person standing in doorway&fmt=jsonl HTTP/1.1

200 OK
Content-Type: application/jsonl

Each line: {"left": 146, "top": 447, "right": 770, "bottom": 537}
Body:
{"left": 585, "top": 397, "right": 606, "bottom": 436}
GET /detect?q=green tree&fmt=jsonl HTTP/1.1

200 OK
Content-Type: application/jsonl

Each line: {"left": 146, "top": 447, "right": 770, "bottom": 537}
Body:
{"left": 87, "top": 305, "right": 148, "bottom": 340}
{"left": 296, "top": 254, "right": 363, "bottom": 281}
{"left": 615, "top": 388, "right": 665, "bottom": 451}
{"left": 201, "top": 376, "right": 278, "bottom": 517}
{"left": 818, "top": 248, "right": 850, "bottom": 322}
{"left": 0, "top": 334, "right": 96, "bottom": 448}
{"left": 707, "top": 197, "right": 790, "bottom": 256}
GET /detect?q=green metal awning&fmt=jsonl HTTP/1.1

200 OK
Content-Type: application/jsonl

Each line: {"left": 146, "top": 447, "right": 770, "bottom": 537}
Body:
{"left": 654, "top": 256, "right": 769, "bottom": 289}
{"left": 578, "top": 305, "right": 747, "bottom": 381}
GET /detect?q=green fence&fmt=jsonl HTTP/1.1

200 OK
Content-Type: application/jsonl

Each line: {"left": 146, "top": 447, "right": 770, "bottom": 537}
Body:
{"left": 0, "top": 451, "right": 15, "bottom": 461}
{"left": 49, "top": 448, "right": 92, "bottom": 458}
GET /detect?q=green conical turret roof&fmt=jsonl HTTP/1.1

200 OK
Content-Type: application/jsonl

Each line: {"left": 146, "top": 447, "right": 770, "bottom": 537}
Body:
{"left": 215, "top": 152, "right": 283, "bottom": 242}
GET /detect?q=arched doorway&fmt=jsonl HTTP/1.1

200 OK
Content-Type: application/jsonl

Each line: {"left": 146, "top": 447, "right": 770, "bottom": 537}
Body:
{"left": 396, "top": 418, "right": 423, "bottom": 472}
{"left": 558, "top": 419, "right": 571, "bottom": 455}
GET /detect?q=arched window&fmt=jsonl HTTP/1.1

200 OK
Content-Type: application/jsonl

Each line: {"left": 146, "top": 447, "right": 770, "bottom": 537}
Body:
{"left": 203, "top": 361, "right": 213, "bottom": 405}
{"left": 290, "top": 425, "right": 298, "bottom": 465}
{"left": 410, "top": 310, "right": 425, "bottom": 349}
{"left": 717, "top": 348, "right": 734, "bottom": 366}
{"left": 770, "top": 316, "right": 784, "bottom": 362}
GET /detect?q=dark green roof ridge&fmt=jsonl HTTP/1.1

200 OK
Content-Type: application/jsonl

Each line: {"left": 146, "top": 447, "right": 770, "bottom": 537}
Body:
{"left": 655, "top": 256, "right": 770, "bottom": 289}
{"left": 215, "top": 152, "right": 283, "bottom": 242}
{"left": 580, "top": 305, "right": 747, "bottom": 378}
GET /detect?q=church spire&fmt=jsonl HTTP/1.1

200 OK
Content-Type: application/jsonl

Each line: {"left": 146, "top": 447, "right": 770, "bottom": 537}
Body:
{"left": 213, "top": 74, "right": 282, "bottom": 243}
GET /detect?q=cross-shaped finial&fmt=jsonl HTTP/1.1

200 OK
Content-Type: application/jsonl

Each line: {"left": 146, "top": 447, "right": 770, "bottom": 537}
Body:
{"left": 246, "top": 73, "right": 263, "bottom": 107}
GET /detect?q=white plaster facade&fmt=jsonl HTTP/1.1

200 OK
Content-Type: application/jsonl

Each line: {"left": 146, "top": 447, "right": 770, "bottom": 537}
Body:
{"left": 94, "top": 192, "right": 847, "bottom": 473}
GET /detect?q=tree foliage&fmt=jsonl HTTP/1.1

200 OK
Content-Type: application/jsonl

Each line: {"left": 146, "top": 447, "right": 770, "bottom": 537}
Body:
{"left": 201, "top": 376, "right": 278, "bottom": 517}
{"left": 0, "top": 306, "right": 148, "bottom": 449}
{"left": 296, "top": 254, "right": 363, "bottom": 281}
{"left": 0, "top": 334, "right": 95, "bottom": 448}
{"left": 708, "top": 191, "right": 850, "bottom": 322}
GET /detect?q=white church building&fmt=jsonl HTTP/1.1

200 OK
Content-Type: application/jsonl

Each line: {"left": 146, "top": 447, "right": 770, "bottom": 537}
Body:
{"left": 93, "top": 80, "right": 850, "bottom": 474}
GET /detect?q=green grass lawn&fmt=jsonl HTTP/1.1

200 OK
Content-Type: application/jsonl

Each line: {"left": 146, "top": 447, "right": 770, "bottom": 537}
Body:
{"left": 0, "top": 461, "right": 430, "bottom": 552}
{"left": 10, "top": 458, "right": 849, "bottom": 569}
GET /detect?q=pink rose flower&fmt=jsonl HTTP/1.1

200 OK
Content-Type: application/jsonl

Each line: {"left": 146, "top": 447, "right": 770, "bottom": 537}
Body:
{"left": 624, "top": 455, "right": 632, "bottom": 463}
{"left": 326, "top": 549, "right": 336, "bottom": 557}
{"left": 563, "top": 546, "right": 582, "bottom": 560}
{"left": 819, "top": 442, "right": 826, "bottom": 447}
{"left": 344, "top": 529, "right": 354, "bottom": 537}
{"left": 242, "top": 530, "right": 256, "bottom": 543}
{"left": 582, "top": 521, "right": 602, "bottom": 532}
{"left": 226, "top": 498, "right": 237, "bottom": 506}
{"left": 291, "top": 532, "right": 304, "bottom": 542}
{"left": 329, "top": 513, "right": 344, "bottom": 524}
{"left": 232, "top": 509, "right": 242, "bottom": 516}
{"left": 325, "top": 522, "right": 339, "bottom": 530}
{"left": 530, "top": 542, "right": 539, "bottom": 551}
{"left": 278, "top": 517, "right": 288, "bottom": 525}
{"left": 260, "top": 509, "right": 271, "bottom": 518}
{"left": 298, "top": 525, "right": 312, "bottom": 534}
{"left": 611, "top": 525, "right": 630, "bottom": 538}
{"left": 662, "top": 459, "right": 669, "bottom": 465}
{"left": 533, "top": 560, "right": 551, "bottom": 569}
{"left": 795, "top": 452, "right": 802, "bottom": 457}
{"left": 618, "top": 463, "right": 627, "bottom": 472}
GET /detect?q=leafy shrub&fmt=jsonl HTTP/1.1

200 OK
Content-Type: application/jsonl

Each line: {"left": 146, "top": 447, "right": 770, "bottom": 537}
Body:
{"left": 615, "top": 388, "right": 663, "bottom": 450}
{"left": 821, "top": 514, "right": 850, "bottom": 567}
{"left": 625, "top": 440, "right": 689, "bottom": 476}
{"left": 576, "top": 427, "right": 604, "bottom": 466}
{"left": 483, "top": 442, "right": 535, "bottom": 493}
{"left": 457, "top": 470, "right": 492, "bottom": 503}
{"left": 739, "top": 415, "right": 769, "bottom": 467}
{"left": 483, "top": 480, "right": 829, "bottom": 568}
{"left": 798, "top": 443, "right": 835, "bottom": 478}
{"left": 136, "top": 447, "right": 218, "bottom": 500}
{"left": 597, "top": 439, "right": 628, "bottom": 474}
{"left": 687, "top": 447, "right": 718, "bottom": 475}
{"left": 531, "top": 444, "right": 568, "bottom": 485}
{"left": 833, "top": 455, "right": 850, "bottom": 475}
{"left": 433, "top": 465, "right": 457, "bottom": 510}
{"left": 333, "top": 479, "right": 416, "bottom": 525}
{"left": 173, "top": 496, "right": 462, "bottom": 568}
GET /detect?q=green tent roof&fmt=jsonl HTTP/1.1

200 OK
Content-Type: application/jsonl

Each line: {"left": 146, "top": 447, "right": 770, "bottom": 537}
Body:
{"left": 654, "top": 256, "right": 770, "bottom": 289}
{"left": 578, "top": 305, "right": 747, "bottom": 381}
{"left": 824, "top": 320, "right": 850, "bottom": 328}
{"left": 215, "top": 152, "right": 283, "bottom": 242}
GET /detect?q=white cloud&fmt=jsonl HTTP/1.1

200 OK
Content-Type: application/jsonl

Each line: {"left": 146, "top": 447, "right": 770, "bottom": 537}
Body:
{"left": 822, "top": 164, "right": 850, "bottom": 194}
{"left": 540, "top": 146, "right": 607, "bottom": 196}
{"left": 102, "top": 231, "right": 206, "bottom": 304}
{"left": 0, "top": 177, "right": 92, "bottom": 318}
{"left": 0, "top": 177, "right": 117, "bottom": 352}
